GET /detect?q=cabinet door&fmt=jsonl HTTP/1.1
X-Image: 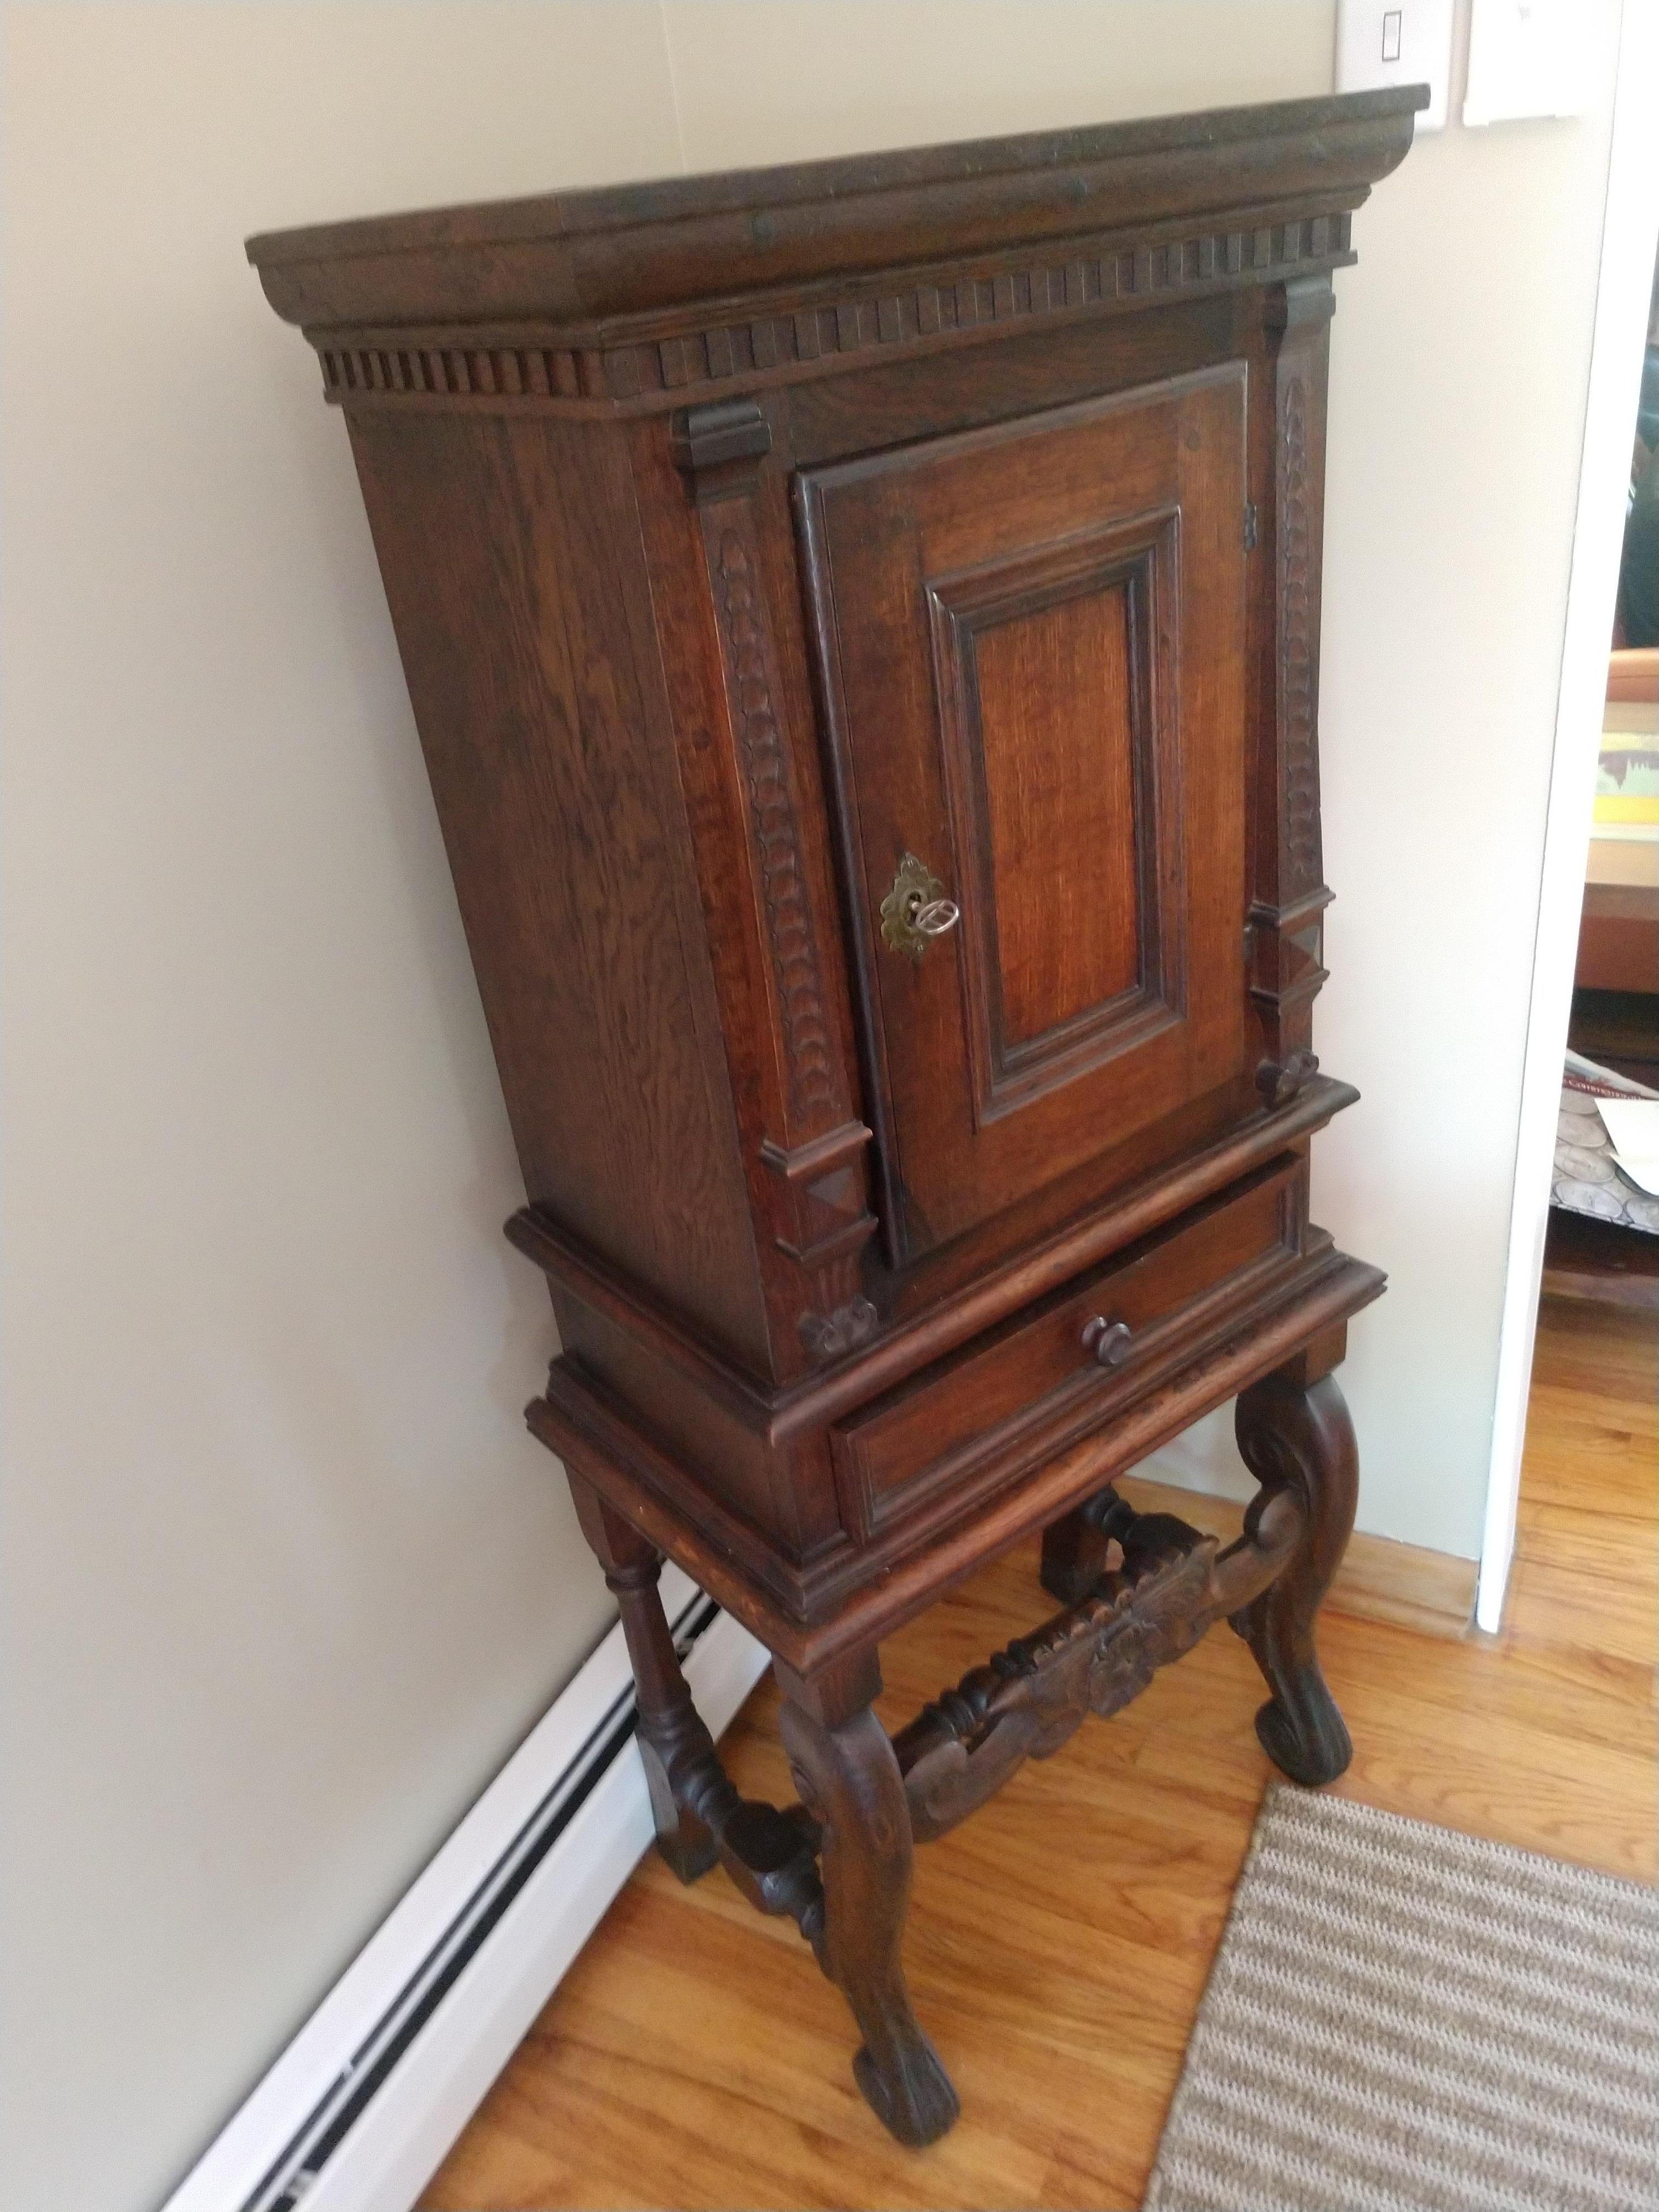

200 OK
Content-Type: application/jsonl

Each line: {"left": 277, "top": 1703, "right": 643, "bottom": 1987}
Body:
{"left": 798, "top": 364, "right": 1249, "bottom": 1264}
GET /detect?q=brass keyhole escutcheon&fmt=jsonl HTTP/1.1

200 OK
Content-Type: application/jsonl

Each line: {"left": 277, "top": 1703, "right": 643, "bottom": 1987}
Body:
{"left": 880, "top": 851, "right": 961, "bottom": 963}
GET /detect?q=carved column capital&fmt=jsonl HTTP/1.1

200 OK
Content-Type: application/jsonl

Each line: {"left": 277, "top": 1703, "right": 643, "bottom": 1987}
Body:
{"left": 670, "top": 397, "right": 773, "bottom": 504}
{"left": 1265, "top": 270, "right": 1337, "bottom": 333}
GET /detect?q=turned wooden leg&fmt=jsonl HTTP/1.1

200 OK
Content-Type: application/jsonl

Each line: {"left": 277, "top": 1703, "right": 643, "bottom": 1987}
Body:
{"left": 776, "top": 1651, "right": 959, "bottom": 2149}
{"left": 1233, "top": 1349, "right": 1359, "bottom": 1787}
{"left": 567, "top": 1475, "right": 719, "bottom": 1882}
{"left": 1040, "top": 1495, "right": 1110, "bottom": 1604}
{"left": 1040, "top": 1484, "right": 1138, "bottom": 1604}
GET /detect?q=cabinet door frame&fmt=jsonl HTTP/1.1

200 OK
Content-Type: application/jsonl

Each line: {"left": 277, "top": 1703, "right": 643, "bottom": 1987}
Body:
{"left": 797, "top": 360, "right": 1250, "bottom": 1269}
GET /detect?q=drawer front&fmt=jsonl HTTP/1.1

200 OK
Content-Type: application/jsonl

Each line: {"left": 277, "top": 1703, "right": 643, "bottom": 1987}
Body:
{"left": 830, "top": 1162, "right": 1300, "bottom": 1542}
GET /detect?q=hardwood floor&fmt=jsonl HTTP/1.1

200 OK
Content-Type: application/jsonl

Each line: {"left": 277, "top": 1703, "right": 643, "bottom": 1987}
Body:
{"left": 424, "top": 1298, "right": 1657, "bottom": 2211}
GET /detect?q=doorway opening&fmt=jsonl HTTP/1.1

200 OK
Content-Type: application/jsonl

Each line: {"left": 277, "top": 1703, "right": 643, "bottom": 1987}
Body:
{"left": 1479, "top": 27, "right": 1659, "bottom": 1632}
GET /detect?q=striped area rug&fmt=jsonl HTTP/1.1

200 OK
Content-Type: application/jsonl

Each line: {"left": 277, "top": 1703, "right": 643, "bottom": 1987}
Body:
{"left": 1145, "top": 1786, "right": 1659, "bottom": 2211}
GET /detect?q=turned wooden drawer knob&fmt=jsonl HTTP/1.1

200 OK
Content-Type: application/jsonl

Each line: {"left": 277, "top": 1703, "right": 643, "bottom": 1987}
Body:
{"left": 1082, "top": 1317, "right": 1134, "bottom": 1368}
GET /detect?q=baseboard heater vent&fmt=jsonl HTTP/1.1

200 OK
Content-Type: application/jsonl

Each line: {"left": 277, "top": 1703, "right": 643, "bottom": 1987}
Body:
{"left": 164, "top": 1571, "right": 766, "bottom": 2212}
{"left": 261, "top": 1590, "right": 717, "bottom": 2210}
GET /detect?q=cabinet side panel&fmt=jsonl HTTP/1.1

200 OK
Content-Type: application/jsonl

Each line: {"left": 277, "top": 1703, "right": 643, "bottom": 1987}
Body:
{"left": 347, "top": 411, "right": 769, "bottom": 1368}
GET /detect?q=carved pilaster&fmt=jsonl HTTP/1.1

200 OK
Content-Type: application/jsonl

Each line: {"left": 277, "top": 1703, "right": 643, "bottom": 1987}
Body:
{"left": 1252, "top": 274, "right": 1336, "bottom": 1107}
{"left": 672, "top": 400, "right": 878, "bottom": 1363}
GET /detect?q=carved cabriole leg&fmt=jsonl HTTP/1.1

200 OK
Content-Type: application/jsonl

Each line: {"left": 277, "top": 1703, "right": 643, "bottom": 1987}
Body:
{"left": 775, "top": 1649, "right": 960, "bottom": 2150}
{"left": 1232, "top": 1341, "right": 1359, "bottom": 1786}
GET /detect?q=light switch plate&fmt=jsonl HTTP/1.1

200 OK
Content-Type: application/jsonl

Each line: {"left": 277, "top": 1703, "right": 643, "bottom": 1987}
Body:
{"left": 1463, "top": 0, "right": 1583, "bottom": 124}
{"left": 1335, "top": 0, "right": 1453, "bottom": 131}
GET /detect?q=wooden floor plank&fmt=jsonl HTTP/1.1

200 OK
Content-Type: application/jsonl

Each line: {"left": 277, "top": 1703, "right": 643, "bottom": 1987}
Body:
{"left": 423, "top": 1295, "right": 1657, "bottom": 2211}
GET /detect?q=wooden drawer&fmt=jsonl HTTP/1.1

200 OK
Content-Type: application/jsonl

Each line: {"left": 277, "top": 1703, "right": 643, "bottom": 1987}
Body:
{"left": 830, "top": 1161, "right": 1301, "bottom": 1542}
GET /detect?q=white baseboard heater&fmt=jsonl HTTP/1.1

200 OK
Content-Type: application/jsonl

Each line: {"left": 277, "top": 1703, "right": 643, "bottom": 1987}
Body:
{"left": 163, "top": 1571, "right": 769, "bottom": 2212}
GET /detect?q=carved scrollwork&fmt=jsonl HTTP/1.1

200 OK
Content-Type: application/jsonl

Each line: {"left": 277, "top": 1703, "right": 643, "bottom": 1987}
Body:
{"left": 799, "top": 1295, "right": 879, "bottom": 1362}
{"left": 1277, "top": 373, "right": 1323, "bottom": 896}
{"left": 708, "top": 528, "right": 839, "bottom": 1125}
{"left": 892, "top": 1488, "right": 1305, "bottom": 1841}
{"left": 1256, "top": 1047, "right": 1320, "bottom": 1110}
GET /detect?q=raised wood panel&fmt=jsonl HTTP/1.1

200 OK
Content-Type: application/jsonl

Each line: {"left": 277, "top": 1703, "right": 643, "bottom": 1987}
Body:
{"left": 971, "top": 582, "right": 1142, "bottom": 1041}
{"left": 928, "top": 511, "right": 1180, "bottom": 1126}
{"left": 792, "top": 304, "right": 1270, "bottom": 1328}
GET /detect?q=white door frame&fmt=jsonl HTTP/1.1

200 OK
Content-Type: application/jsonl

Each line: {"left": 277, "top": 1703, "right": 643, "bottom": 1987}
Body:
{"left": 1477, "top": 0, "right": 1659, "bottom": 1635}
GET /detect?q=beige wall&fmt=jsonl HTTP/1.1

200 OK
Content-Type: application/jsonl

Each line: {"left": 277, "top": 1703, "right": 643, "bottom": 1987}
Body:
{"left": 0, "top": 6, "right": 1620, "bottom": 2209}
{"left": 1, "top": 12, "right": 675, "bottom": 2211}
{"left": 1139, "top": 1, "right": 1623, "bottom": 1530}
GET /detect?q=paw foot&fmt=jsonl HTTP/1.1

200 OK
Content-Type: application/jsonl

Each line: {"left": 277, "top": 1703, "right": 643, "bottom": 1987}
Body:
{"left": 1255, "top": 1692, "right": 1353, "bottom": 1787}
{"left": 852, "top": 2036, "right": 960, "bottom": 2147}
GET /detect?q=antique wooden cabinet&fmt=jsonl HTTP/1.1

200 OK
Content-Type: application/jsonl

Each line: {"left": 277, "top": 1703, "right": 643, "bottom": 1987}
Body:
{"left": 250, "top": 86, "right": 1418, "bottom": 2145}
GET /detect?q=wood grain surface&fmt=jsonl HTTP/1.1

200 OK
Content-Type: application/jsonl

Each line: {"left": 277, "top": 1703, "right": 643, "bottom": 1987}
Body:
{"left": 422, "top": 1296, "right": 1657, "bottom": 2210}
